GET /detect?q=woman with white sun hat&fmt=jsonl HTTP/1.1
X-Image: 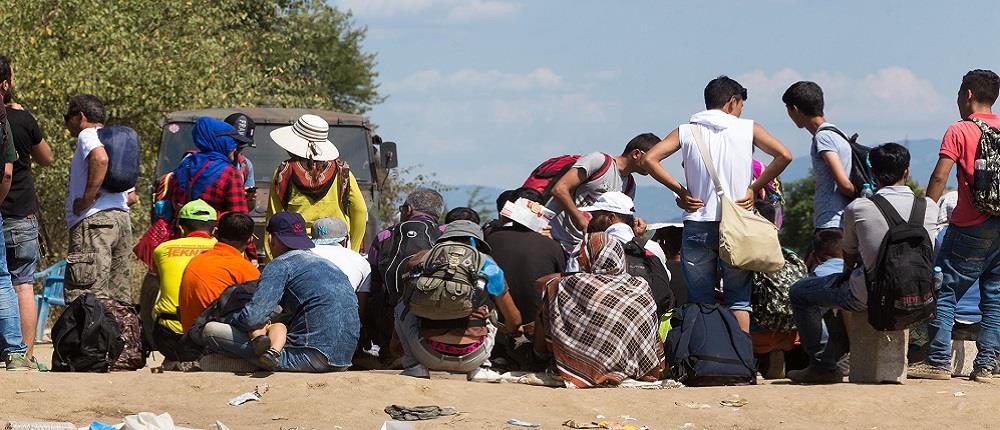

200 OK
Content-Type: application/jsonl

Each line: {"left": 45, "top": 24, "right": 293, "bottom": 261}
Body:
{"left": 265, "top": 114, "right": 368, "bottom": 257}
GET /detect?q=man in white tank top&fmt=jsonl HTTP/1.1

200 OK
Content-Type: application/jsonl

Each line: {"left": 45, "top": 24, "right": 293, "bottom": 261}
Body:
{"left": 640, "top": 76, "right": 792, "bottom": 332}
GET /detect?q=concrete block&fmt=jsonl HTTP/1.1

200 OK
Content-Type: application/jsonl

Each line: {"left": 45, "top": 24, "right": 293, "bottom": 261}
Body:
{"left": 845, "top": 311, "right": 908, "bottom": 384}
{"left": 952, "top": 340, "right": 978, "bottom": 377}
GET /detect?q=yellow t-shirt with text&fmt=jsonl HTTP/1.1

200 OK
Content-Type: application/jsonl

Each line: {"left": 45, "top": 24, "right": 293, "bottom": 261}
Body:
{"left": 153, "top": 234, "right": 216, "bottom": 334}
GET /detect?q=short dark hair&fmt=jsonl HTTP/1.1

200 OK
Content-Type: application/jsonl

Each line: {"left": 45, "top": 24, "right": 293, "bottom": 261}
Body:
{"left": 445, "top": 207, "right": 480, "bottom": 224}
{"left": 869, "top": 142, "right": 910, "bottom": 187}
{"left": 514, "top": 187, "right": 544, "bottom": 204}
{"left": 623, "top": 133, "right": 660, "bottom": 154}
{"left": 652, "top": 226, "right": 682, "bottom": 258}
{"left": 814, "top": 229, "right": 844, "bottom": 260}
{"left": 216, "top": 212, "right": 254, "bottom": 244}
{"left": 704, "top": 75, "right": 747, "bottom": 110}
{"left": 66, "top": 94, "right": 106, "bottom": 123}
{"left": 782, "top": 81, "right": 825, "bottom": 117}
{"left": 179, "top": 218, "right": 215, "bottom": 234}
{"left": 960, "top": 69, "right": 1000, "bottom": 105}
{"left": 0, "top": 56, "right": 11, "bottom": 84}
{"left": 495, "top": 189, "right": 517, "bottom": 212}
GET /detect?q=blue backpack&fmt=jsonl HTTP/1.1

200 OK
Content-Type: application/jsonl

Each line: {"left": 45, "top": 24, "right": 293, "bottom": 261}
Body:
{"left": 97, "top": 125, "right": 141, "bottom": 193}
{"left": 666, "top": 304, "right": 757, "bottom": 386}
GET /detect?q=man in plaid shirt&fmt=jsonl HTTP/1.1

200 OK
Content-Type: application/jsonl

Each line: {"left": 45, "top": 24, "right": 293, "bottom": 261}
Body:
{"left": 169, "top": 117, "right": 257, "bottom": 260}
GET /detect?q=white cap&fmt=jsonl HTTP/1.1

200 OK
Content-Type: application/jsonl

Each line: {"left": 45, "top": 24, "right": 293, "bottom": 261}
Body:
{"left": 578, "top": 191, "right": 635, "bottom": 215}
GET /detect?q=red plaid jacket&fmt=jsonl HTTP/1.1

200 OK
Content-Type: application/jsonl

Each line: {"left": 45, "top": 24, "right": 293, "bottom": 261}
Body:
{"left": 169, "top": 165, "right": 257, "bottom": 260}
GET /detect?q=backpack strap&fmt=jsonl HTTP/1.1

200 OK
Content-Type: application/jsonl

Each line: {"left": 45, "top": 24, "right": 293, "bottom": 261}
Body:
{"left": 815, "top": 125, "right": 851, "bottom": 143}
{"left": 688, "top": 124, "right": 726, "bottom": 199}
{"left": 907, "top": 196, "right": 926, "bottom": 225}
{"left": 335, "top": 159, "right": 351, "bottom": 215}
{"left": 966, "top": 118, "right": 993, "bottom": 134}
{"left": 673, "top": 304, "right": 702, "bottom": 363}
{"left": 870, "top": 194, "right": 906, "bottom": 228}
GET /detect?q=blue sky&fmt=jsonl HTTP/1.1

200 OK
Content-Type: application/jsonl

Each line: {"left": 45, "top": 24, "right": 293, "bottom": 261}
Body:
{"left": 335, "top": 0, "right": 1000, "bottom": 190}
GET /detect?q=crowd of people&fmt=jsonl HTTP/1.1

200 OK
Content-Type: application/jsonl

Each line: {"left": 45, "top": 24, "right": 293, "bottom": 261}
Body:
{"left": 0, "top": 54, "right": 998, "bottom": 388}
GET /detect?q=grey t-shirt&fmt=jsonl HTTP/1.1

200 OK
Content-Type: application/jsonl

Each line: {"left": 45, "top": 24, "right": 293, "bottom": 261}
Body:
{"left": 547, "top": 152, "right": 633, "bottom": 252}
{"left": 842, "top": 186, "right": 939, "bottom": 304}
{"left": 812, "top": 123, "right": 853, "bottom": 229}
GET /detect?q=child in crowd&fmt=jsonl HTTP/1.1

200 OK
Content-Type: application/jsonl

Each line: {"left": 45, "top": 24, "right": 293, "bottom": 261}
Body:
{"left": 250, "top": 320, "right": 288, "bottom": 368}
{"left": 811, "top": 229, "right": 844, "bottom": 277}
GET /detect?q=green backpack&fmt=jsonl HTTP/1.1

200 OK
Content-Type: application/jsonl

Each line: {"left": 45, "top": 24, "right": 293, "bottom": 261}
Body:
{"left": 405, "top": 241, "right": 487, "bottom": 321}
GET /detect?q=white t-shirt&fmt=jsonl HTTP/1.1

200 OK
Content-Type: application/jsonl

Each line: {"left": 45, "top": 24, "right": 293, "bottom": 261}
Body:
{"left": 66, "top": 127, "right": 132, "bottom": 228}
{"left": 312, "top": 243, "right": 372, "bottom": 293}
{"left": 679, "top": 110, "right": 754, "bottom": 222}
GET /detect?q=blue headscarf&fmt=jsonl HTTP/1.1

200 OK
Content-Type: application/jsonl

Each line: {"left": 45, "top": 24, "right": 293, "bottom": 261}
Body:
{"left": 173, "top": 117, "right": 240, "bottom": 200}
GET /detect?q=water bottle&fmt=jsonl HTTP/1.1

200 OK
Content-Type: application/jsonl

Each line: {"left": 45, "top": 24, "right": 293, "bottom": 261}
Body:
{"left": 861, "top": 183, "right": 874, "bottom": 198}
{"left": 933, "top": 266, "right": 944, "bottom": 291}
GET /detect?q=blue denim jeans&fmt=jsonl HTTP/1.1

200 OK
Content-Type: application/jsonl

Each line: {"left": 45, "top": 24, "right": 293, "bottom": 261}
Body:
{"left": 927, "top": 218, "right": 1000, "bottom": 370}
{"left": 681, "top": 221, "right": 752, "bottom": 311}
{"left": 0, "top": 212, "right": 27, "bottom": 359}
{"left": 203, "top": 322, "right": 349, "bottom": 373}
{"left": 789, "top": 273, "right": 866, "bottom": 371}
{"left": 4, "top": 216, "right": 40, "bottom": 286}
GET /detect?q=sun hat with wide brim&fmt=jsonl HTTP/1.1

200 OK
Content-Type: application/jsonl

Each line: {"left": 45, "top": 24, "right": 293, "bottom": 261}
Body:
{"left": 269, "top": 114, "right": 340, "bottom": 161}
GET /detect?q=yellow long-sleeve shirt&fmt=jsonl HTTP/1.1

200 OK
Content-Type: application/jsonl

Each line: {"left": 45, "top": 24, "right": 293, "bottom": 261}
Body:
{"left": 265, "top": 168, "right": 368, "bottom": 258}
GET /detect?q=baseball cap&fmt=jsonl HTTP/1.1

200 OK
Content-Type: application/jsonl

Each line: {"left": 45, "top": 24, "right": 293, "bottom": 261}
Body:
{"left": 266, "top": 212, "right": 315, "bottom": 250}
{"left": 312, "top": 217, "right": 349, "bottom": 246}
{"left": 578, "top": 192, "right": 635, "bottom": 215}
{"left": 177, "top": 199, "right": 217, "bottom": 222}
{"left": 224, "top": 112, "right": 256, "bottom": 147}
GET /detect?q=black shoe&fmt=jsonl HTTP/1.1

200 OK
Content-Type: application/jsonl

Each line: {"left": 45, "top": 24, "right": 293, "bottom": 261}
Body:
{"left": 259, "top": 347, "right": 280, "bottom": 370}
{"left": 787, "top": 366, "right": 843, "bottom": 384}
{"left": 250, "top": 335, "right": 271, "bottom": 356}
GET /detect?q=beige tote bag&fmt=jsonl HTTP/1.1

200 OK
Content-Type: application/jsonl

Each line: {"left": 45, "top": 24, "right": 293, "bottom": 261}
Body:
{"left": 689, "top": 124, "right": 785, "bottom": 273}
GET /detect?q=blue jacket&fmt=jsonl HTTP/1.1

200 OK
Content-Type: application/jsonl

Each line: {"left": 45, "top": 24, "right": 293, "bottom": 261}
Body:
{"left": 230, "top": 250, "right": 360, "bottom": 367}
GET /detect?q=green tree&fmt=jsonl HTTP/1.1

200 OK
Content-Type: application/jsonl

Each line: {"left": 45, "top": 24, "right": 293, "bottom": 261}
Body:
{"left": 375, "top": 165, "right": 454, "bottom": 227}
{"left": 779, "top": 173, "right": 928, "bottom": 255}
{"left": 3, "top": 0, "right": 380, "bottom": 266}
{"left": 464, "top": 186, "right": 497, "bottom": 221}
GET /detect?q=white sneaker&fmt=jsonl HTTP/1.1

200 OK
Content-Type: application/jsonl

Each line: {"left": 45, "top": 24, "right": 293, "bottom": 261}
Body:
{"left": 467, "top": 366, "right": 502, "bottom": 383}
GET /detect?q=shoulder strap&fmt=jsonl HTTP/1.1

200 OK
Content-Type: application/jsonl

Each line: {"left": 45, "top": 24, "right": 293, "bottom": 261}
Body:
{"left": 816, "top": 125, "right": 851, "bottom": 143}
{"left": 907, "top": 196, "right": 926, "bottom": 225}
{"left": 586, "top": 153, "right": 615, "bottom": 183}
{"left": 967, "top": 118, "right": 994, "bottom": 134}
{"left": 336, "top": 160, "right": 351, "bottom": 214}
{"left": 870, "top": 194, "right": 906, "bottom": 227}
{"left": 688, "top": 124, "right": 725, "bottom": 198}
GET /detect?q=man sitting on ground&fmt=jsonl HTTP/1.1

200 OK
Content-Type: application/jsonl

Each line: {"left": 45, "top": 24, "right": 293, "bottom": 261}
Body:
{"left": 397, "top": 220, "right": 522, "bottom": 380}
{"left": 311, "top": 217, "right": 371, "bottom": 321}
{"left": 486, "top": 187, "right": 565, "bottom": 370}
{"left": 203, "top": 212, "right": 359, "bottom": 371}
{"left": 178, "top": 212, "right": 260, "bottom": 333}
{"left": 151, "top": 200, "right": 217, "bottom": 362}
{"left": 787, "top": 143, "right": 937, "bottom": 384}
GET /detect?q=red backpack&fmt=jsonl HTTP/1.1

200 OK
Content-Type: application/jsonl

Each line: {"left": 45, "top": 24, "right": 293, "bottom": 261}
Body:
{"left": 523, "top": 153, "right": 628, "bottom": 200}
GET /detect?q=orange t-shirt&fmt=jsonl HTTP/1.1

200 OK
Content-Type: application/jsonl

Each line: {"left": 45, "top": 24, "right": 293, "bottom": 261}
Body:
{"left": 178, "top": 242, "right": 260, "bottom": 332}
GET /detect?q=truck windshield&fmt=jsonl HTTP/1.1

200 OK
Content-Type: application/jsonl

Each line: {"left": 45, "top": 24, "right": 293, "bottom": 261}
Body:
{"left": 157, "top": 122, "right": 373, "bottom": 184}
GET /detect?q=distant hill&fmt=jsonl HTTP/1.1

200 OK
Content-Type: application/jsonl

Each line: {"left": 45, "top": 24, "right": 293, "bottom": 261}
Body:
{"left": 442, "top": 137, "right": 949, "bottom": 224}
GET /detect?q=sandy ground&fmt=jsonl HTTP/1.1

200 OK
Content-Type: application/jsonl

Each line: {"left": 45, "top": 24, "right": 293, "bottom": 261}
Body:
{"left": 2, "top": 344, "right": 998, "bottom": 429}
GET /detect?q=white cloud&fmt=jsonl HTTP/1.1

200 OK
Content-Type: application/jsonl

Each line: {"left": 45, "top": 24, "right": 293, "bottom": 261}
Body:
{"left": 737, "top": 66, "right": 944, "bottom": 120}
{"left": 385, "top": 67, "right": 563, "bottom": 93}
{"left": 335, "top": 0, "right": 520, "bottom": 21}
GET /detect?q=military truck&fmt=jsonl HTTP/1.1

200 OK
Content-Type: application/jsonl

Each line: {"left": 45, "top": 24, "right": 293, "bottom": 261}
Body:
{"left": 154, "top": 108, "right": 398, "bottom": 252}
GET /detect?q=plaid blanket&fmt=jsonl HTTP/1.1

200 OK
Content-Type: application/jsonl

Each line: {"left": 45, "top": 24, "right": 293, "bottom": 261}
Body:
{"left": 541, "top": 233, "right": 664, "bottom": 388}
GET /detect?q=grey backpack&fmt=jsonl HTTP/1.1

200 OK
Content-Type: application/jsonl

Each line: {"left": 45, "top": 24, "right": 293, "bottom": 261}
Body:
{"left": 970, "top": 118, "right": 1000, "bottom": 216}
{"left": 405, "top": 241, "right": 487, "bottom": 321}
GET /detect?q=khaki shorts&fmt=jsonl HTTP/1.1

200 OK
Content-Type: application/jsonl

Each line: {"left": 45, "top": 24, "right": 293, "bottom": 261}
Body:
{"left": 65, "top": 210, "right": 133, "bottom": 302}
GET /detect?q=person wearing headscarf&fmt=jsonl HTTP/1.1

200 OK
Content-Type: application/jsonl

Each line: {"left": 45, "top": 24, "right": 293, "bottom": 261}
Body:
{"left": 535, "top": 232, "right": 664, "bottom": 388}
{"left": 168, "top": 116, "right": 255, "bottom": 259}
{"left": 267, "top": 114, "right": 367, "bottom": 255}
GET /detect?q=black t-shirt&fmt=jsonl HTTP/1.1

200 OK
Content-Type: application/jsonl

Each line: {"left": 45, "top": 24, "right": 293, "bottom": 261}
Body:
{"left": 1, "top": 108, "right": 43, "bottom": 217}
{"left": 486, "top": 225, "right": 566, "bottom": 324}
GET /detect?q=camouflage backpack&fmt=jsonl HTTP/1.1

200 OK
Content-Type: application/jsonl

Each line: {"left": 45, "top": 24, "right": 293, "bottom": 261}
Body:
{"left": 404, "top": 241, "right": 487, "bottom": 321}
{"left": 751, "top": 248, "right": 807, "bottom": 332}
{"left": 969, "top": 118, "right": 1000, "bottom": 216}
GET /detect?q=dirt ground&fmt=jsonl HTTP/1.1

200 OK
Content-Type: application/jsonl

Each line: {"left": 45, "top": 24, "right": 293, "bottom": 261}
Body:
{"left": 2, "top": 344, "right": 997, "bottom": 429}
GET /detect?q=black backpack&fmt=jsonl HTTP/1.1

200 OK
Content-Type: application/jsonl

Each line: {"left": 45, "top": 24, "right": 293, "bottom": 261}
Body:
{"left": 816, "top": 125, "right": 877, "bottom": 197}
{"left": 622, "top": 238, "right": 673, "bottom": 315}
{"left": 98, "top": 125, "right": 141, "bottom": 193}
{"left": 182, "top": 280, "right": 263, "bottom": 350}
{"left": 51, "top": 293, "right": 124, "bottom": 372}
{"left": 665, "top": 303, "right": 756, "bottom": 386}
{"left": 375, "top": 219, "right": 441, "bottom": 304}
{"left": 867, "top": 195, "right": 936, "bottom": 331}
